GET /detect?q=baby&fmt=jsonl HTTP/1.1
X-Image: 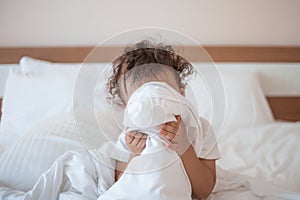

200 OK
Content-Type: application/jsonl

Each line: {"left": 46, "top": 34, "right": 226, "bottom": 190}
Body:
{"left": 106, "top": 40, "right": 220, "bottom": 199}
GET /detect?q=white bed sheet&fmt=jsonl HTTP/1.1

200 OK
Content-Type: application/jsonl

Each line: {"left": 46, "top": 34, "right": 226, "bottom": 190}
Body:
{"left": 210, "top": 122, "right": 300, "bottom": 200}
{"left": 0, "top": 119, "right": 299, "bottom": 199}
{"left": 209, "top": 167, "right": 300, "bottom": 200}
{"left": 0, "top": 144, "right": 115, "bottom": 200}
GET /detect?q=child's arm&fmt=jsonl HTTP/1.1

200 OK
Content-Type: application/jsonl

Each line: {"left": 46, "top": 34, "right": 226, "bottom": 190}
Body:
{"left": 180, "top": 146, "right": 216, "bottom": 199}
{"left": 115, "top": 131, "right": 147, "bottom": 181}
{"left": 159, "top": 116, "right": 216, "bottom": 199}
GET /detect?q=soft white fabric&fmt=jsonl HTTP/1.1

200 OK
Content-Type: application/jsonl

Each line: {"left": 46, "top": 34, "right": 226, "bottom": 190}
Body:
{"left": 206, "top": 120, "right": 300, "bottom": 200}
{"left": 217, "top": 122, "right": 300, "bottom": 191}
{"left": 0, "top": 143, "right": 115, "bottom": 200}
{"left": 112, "top": 82, "right": 201, "bottom": 161}
{"left": 112, "top": 82, "right": 220, "bottom": 162}
{"left": 186, "top": 71, "right": 274, "bottom": 137}
{"left": 100, "top": 149, "right": 191, "bottom": 200}
{"left": 208, "top": 167, "right": 300, "bottom": 200}
{"left": 0, "top": 56, "right": 110, "bottom": 147}
{"left": 2, "top": 121, "right": 299, "bottom": 200}
{"left": 0, "top": 113, "right": 106, "bottom": 191}
{"left": 108, "top": 82, "right": 219, "bottom": 200}
{"left": 112, "top": 82, "right": 219, "bottom": 162}
{"left": 0, "top": 62, "right": 76, "bottom": 146}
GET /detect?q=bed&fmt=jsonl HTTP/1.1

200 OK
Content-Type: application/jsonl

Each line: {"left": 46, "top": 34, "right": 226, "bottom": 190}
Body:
{"left": 0, "top": 46, "right": 299, "bottom": 200}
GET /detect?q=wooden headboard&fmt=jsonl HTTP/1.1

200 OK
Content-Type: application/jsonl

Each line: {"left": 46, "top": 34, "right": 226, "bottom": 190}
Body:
{"left": 0, "top": 46, "right": 300, "bottom": 122}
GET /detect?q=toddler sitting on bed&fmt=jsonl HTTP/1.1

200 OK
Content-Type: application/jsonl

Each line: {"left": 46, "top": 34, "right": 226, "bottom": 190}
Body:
{"left": 104, "top": 40, "right": 220, "bottom": 199}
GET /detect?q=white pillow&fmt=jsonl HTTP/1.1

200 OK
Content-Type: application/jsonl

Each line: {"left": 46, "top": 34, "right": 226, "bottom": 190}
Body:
{"left": 0, "top": 112, "right": 107, "bottom": 191}
{"left": 0, "top": 67, "right": 75, "bottom": 146}
{"left": 217, "top": 122, "right": 300, "bottom": 191}
{"left": 186, "top": 69, "right": 274, "bottom": 137}
{"left": 0, "top": 57, "right": 110, "bottom": 147}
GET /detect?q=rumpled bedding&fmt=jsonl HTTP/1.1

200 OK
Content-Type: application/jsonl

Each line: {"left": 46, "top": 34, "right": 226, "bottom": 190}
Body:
{"left": 1, "top": 153, "right": 299, "bottom": 200}
{"left": 208, "top": 122, "right": 300, "bottom": 200}
{"left": 1, "top": 141, "right": 300, "bottom": 200}
{"left": 209, "top": 167, "right": 300, "bottom": 200}
{"left": 0, "top": 143, "right": 115, "bottom": 200}
{"left": 0, "top": 99, "right": 299, "bottom": 199}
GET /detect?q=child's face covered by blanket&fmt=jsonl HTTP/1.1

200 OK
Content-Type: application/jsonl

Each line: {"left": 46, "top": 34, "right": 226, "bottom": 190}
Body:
{"left": 118, "top": 64, "right": 184, "bottom": 105}
{"left": 109, "top": 76, "right": 202, "bottom": 200}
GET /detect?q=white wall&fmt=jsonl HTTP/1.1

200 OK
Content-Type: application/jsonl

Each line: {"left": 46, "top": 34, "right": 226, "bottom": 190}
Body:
{"left": 1, "top": 0, "right": 300, "bottom": 46}
{"left": 1, "top": 1, "right": 299, "bottom": 96}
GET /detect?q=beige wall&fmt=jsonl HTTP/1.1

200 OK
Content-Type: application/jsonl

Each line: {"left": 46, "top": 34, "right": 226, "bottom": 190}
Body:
{"left": 0, "top": 0, "right": 300, "bottom": 46}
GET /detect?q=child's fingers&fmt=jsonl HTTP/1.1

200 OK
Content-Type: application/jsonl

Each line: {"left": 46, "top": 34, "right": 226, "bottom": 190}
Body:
{"left": 136, "top": 133, "right": 147, "bottom": 152}
{"left": 160, "top": 116, "right": 183, "bottom": 139}
{"left": 161, "top": 124, "right": 179, "bottom": 135}
{"left": 125, "top": 134, "right": 135, "bottom": 144}
{"left": 137, "top": 137, "right": 146, "bottom": 149}
{"left": 160, "top": 129, "right": 176, "bottom": 141}
{"left": 164, "top": 121, "right": 180, "bottom": 129}
{"left": 130, "top": 138, "right": 139, "bottom": 146}
{"left": 129, "top": 132, "right": 143, "bottom": 146}
{"left": 130, "top": 134, "right": 140, "bottom": 146}
{"left": 141, "top": 134, "right": 147, "bottom": 139}
{"left": 134, "top": 132, "right": 146, "bottom": 140}
{"left": 160, "top": 120, "right": 180, "bottom": 139}
{"left": 127, "top": 130, "right": 146, "bottom": 138}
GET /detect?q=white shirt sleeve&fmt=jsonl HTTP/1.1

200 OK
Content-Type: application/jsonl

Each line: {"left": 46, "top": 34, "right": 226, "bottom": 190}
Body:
{"left": 196, "top": 117, "right": 220, "bottom": 160}
{"left": 110, "top": 131, "right": 131, "bottom": 162}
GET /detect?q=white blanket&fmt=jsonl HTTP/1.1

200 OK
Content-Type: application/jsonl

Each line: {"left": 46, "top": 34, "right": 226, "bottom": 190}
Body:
{"left": 112, "top": 81, "right": 203, "bottom": 161}
{"left": 208, "top": 167, "right": 300, "bottom": 200}
{"left": 209, "top": 122, "right": 300, "bottom": 200}
{"left": 0, "top": 143, "right": 115, "bottom": 200}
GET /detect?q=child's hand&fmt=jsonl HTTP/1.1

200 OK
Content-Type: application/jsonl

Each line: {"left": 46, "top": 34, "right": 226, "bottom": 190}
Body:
{"left": 125, "top": 130, "right": 147, "bottom": 155}
{"left": 159, "top": 115, "right": 190, "bottom": 155}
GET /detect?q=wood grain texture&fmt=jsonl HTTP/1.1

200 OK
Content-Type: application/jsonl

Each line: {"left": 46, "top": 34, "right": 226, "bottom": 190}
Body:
{"left": 0, "top": 46, "right": 300, "bottom": 64}
{"left": 1, "top": 97, "right": 300, "bottom": 122}
{"left": 267, "top": 97, "right": 300, "bottom": 122}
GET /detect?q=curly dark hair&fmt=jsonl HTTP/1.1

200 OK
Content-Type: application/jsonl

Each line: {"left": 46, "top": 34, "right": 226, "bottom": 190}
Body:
{"left": 107, "top": 40, "right": 194, "bottom": 106}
